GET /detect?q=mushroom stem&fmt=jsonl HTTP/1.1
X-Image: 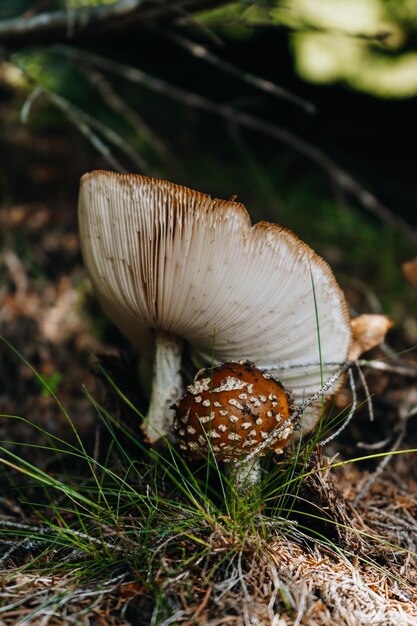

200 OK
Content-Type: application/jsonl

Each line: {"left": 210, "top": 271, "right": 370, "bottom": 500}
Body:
{"left": 227, "top": 459, "right": 262, "bottom": 495}
{"left": 142, "top": 329, "right": 183, "bottom": 444}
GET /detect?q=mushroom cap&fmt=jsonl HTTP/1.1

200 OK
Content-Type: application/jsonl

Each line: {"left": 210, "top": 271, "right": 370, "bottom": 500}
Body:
{"left": 173, "top": 361, "right": 292, "bottom": 461}
{"left": 79, "top": 171, "right": 352, "bottom": 430}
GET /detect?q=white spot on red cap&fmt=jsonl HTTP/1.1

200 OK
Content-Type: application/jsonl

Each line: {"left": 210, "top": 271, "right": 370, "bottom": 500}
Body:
{"left": 188, "top": 377, "right": 211, "bottom": 395}
{"left": 212, "top": 376, "right": 246, "bottom": 393}
{"left": 198, "top": 414, "right": 214, "bottom": 424}
{"left": 243, "top": 439, "right": 257, "bottom": 447}
{"left": 228, "top": 398, "right": 244, "bottom": 410}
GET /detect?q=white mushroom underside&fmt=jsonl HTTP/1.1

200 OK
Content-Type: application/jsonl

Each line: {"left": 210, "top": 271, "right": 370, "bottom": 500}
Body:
{"left": 79, "top": 172, "right": 351, "bottom": 431}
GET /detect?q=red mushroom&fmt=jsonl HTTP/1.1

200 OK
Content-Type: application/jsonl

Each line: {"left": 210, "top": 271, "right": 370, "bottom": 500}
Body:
{"left": 174, "top": 361, "right": 292, "bottom": 461}
{"left": 173, "top": 361, "right": 293, "bottom": 489}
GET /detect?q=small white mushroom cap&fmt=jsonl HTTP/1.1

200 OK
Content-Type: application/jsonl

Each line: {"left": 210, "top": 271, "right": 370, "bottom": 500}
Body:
{"left": 79, "top": 171, "right": 352, "bottom": 433}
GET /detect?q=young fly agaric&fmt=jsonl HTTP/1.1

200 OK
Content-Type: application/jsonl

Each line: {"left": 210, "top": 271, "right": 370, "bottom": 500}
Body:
{"left": 78, "top": 170, "right": 352, "bottom": 444}
{"left": 174, "top": 361, "right": 292, "bottom": 459}
{"left": 173, "top": 361, "right": 292, "bottom": 488}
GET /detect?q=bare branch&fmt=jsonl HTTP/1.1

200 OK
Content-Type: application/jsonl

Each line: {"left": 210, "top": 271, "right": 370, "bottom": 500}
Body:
{"left": 0, "top": 0, "right": 143, "bottom": 43}
{"left": 358, "top": 358, "right": 417, "bottom": 379}
{"left": 0, "top": 0, "right": 228, "bottom": 46}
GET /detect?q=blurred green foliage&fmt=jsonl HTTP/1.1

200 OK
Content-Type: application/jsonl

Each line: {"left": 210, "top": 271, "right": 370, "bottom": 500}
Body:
{"left": 0, "top": 2, "right": 33, "bottom": 19}
{"left": 199, "top": 0, "right": 417, "bottom": 98}
{"left": 40, "top": 370, "right": 62, "bottom": 397}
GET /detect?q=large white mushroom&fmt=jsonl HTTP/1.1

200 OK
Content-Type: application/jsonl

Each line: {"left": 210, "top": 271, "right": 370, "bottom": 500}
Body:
{"left": 78, "top": 170, "right": 353, "bottom": 444}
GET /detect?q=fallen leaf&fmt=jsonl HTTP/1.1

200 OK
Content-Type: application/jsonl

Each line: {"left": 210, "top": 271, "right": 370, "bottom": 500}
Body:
{"left": 402, "top": 256, "right": 417, "bottom": 290}
{"left": 349, "top": 314, "right": 393, "bottom": 359}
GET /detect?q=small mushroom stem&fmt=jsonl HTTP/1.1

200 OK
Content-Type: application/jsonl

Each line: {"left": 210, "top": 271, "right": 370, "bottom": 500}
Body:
{"left": 142, "top": 329, "right": 183, "bottom": 444}
{"left": 227, "top": 458, "right": 262, "bottom": 495}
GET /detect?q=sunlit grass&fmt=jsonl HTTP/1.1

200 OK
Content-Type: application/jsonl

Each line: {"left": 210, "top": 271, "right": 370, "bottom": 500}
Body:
{"left": 0, "top": 340, "right": 416, "bottom": 622}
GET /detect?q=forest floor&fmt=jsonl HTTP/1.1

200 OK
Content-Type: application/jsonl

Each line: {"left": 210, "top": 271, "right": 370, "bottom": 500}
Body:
{"left": 1, "top": 75, "right": 417, "bottom": 626}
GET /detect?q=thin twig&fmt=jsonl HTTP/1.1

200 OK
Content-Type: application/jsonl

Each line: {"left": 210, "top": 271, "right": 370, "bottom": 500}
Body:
{"left": 358, "top": 359, "right": 417, "bottom": 379}
{"left": 77, "top": 61, "right": 174, "bottom": 168}
{"left": 356, "top": 436, "right": 392, "bottom": 450}
{"left": 164, "top": 30, "right": 316, "bottom": 113}
{"left": 20, "top": 84, "right": 125, "bottom": 171}
{"left": 353, "top": 423, "right": 407, "bottom": 506}
{"left": 43, "top": 88, "right": 150, "bottom": 173}
{"left": 20, "top": 83, "right": 152, "bottom": 173}
{"left": 237, "top": 548, "right": 251, "bottom": 602}
{"left": 55, "top": 45, "right": 417, "bottom": 244}
{"left": 319, "top": 368, "right": 357, "bottom": 446}
{"left": 356, "top": 362, "right": 374, "bottom": 422}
